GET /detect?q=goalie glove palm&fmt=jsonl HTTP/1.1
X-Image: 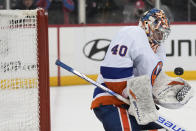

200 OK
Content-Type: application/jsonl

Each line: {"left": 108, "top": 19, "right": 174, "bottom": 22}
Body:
{"left": 153, "top": 71, "right": 194, "bottom": 109}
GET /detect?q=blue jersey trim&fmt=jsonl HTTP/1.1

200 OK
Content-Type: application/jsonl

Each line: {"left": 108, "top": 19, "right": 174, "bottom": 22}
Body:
{"left": 93, "top": 83, "right": 106, "bottom": 98}
{"left": 101, "top": 66, "right": 133, "bottom": 79}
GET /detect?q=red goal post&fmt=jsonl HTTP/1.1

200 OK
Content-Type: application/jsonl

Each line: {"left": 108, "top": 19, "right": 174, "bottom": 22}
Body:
{"left": 0, "top": 9, "right": 50, "bottom": 131}
{"left": 37, "top": 9, "right": 51, "bottom": 131}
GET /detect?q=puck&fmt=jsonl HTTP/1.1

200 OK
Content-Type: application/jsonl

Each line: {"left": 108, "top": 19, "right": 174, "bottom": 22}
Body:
{"left": 174, "top": 67, "right": 184, "bottom": 75}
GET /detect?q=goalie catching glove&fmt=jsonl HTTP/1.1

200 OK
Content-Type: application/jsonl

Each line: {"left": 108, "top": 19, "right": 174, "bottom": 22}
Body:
{"left": 152, "top": 71, "right": 194, "bottom": 109}
{"left": 123, "top": 75, "right": 159, "bottom": 125}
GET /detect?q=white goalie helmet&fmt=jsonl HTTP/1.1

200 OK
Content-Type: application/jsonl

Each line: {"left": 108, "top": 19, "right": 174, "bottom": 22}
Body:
{"left": 139, "top": 8, "right": 171, "bottom": 45}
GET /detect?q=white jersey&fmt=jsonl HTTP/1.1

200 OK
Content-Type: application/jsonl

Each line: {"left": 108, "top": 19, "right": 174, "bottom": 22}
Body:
{"left": 91, "top": 26, "right": 165, "bottom": 109}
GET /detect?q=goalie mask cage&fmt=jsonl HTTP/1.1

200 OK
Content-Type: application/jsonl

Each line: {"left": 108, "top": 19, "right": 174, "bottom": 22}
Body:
{"left": 0, "top": 9, "right": 50, "bottom": 131}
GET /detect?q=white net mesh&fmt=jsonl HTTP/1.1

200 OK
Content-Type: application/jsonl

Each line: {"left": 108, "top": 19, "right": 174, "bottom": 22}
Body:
{"left": 0, "top": 10, "right": 40, "bottom": 131}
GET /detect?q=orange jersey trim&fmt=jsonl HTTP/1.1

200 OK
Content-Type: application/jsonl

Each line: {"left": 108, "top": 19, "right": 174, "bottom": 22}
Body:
{"left": 105, "top": 81, "right": 127, "bottom": 94}
{"left": 91, "top": 95, "right": 126, "bottom": 109}
{"left": 91, "top": 81, "right": 127, "bottom": 109}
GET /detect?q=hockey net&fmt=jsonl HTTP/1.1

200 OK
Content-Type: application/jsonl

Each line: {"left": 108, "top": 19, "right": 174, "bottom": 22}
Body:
{"left": 0, "top": 9, "right": 50, "bottom": 131}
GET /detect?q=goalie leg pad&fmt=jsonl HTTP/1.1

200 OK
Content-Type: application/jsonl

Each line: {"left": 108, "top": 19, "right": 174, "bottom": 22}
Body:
{"left": 126, "top": 75, "right": 158, "bottom": 125}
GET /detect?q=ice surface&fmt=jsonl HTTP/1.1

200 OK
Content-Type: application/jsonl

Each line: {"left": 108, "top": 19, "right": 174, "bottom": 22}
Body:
{"left": 50, "top": 81, "right": 196, "bottom": 131}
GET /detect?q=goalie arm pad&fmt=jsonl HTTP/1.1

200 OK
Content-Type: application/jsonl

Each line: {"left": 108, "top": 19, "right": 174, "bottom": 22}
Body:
{"left": 152, "top": 71, "right": 194, "bottom": 109}
{"left": 125, "top": 75, "right": 158, "bottom": 125}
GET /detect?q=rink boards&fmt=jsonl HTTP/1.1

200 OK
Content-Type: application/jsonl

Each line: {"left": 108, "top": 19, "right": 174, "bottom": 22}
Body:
{"left": 48, "top": 24, "right": 196, "bottom": 86}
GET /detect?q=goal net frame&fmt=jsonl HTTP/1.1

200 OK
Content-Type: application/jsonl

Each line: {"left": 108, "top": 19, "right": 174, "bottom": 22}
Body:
{"left": 0, "top": 8, "right": 50, "bottom": 131}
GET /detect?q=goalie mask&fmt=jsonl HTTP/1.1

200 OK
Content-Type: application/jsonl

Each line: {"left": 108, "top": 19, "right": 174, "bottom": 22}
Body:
{"left": 139, "top": 8, "right": 170, "bottom": 45}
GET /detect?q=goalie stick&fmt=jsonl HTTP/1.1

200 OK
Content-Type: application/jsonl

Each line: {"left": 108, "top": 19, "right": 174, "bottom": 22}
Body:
{"left": 55, "top": 59, "right": 188, "bottom": 131}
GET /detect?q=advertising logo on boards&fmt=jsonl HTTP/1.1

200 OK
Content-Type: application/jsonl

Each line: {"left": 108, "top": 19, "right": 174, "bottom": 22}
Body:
{"left": 83, "top": 39, "right": 110, "bottom": 61}
{"left": 83, "top": 39, "right": 195, "bottom": 61}
{"left": 166, "top": 39, "right": 196, "bottom": 57}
